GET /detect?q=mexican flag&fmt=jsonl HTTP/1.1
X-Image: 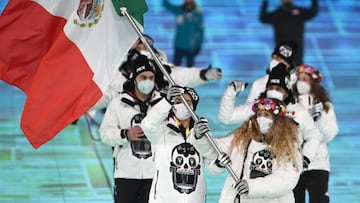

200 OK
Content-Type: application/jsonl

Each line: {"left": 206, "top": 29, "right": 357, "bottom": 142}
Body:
{"left": 0, "top": 0, "right": 148, "bottom": 149}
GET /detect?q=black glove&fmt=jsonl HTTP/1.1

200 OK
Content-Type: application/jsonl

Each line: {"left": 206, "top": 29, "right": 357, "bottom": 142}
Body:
{"left": 215, "top": 152, "right": 232, "bottom": 168}
{"left": 232, "top": 179, "right": 249, "bottom": 196}
{"left": 303, "top": 156, "right": 311, "bottom": 170}
{"left": 119, "top": 49, "right": 144, "bottom": 78}
{"left": 194, "top": 117, "right": 210, "bottom": 139}
{"left": 119, "top": 61, "right": 131, "bottom": 78}
{"left": 165, "top": 85, "right": 184, "bottom": 104}
{"left": 127, "top": 48, "right": 141, "bottom": 63}
{"left": 229, "top": 80, "right": 248, "bottom": 96}
{"left": 152, "top": 61, "right": 172, "bottom": 90}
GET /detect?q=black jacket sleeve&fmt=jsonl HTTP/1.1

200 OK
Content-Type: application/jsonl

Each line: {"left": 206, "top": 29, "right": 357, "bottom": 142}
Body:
{"left": 259, "top": 0, "right": 276, "bottom": 24}
{"left": 299, "top": 0, "right": 319, "bottom": 21}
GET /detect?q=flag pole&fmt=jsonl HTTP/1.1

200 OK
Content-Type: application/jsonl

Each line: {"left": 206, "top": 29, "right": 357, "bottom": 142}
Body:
{"left": 120, "top": 7, "right": 240, "bottom": 183}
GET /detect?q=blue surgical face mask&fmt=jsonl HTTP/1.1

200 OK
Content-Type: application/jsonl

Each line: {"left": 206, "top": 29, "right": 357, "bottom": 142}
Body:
{"left": 137, "top": 79, "right": 154, "bottom": 95}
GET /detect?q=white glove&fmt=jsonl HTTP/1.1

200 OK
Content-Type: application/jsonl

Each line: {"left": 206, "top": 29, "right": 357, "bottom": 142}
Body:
{"left": 205, "top": 65, "right": 222, "bottom": 81}
{"left": 165, "top": 85, "right": 184, "bottom": 104}
{"left": 215, "top": 152, "right": 232, "bottom": 168}
{"left": 232, "top": 179, "right": 249, "bottom": 196}
{"left": 194, "top": 117, "right": 210, "bottom": 139}
{"left": 309, "top": 102, "right": 323, "bottom": 121}
{"left": 229, "top": 80, "right": 248, "bottom": 95}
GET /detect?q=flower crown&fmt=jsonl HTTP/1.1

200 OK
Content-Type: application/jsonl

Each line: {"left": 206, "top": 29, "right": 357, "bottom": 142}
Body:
{"left": 252, "top": 98, "right": 286, "bottom": 116}
{"left": 296, "top": 64, "right": 323, "bottom": 82}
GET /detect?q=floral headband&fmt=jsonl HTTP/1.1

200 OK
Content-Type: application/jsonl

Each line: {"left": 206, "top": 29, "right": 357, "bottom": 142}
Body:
{"left": 252, "top": 98, "right": 286, "bottom": 116}
{"left": 296, "top": 64, "right": 323, "bottom": 82}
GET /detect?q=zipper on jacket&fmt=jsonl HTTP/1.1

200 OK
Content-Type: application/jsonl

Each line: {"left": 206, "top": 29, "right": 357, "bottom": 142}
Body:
{"left": 154, "top": 170, "right": 159, "bottom": 200}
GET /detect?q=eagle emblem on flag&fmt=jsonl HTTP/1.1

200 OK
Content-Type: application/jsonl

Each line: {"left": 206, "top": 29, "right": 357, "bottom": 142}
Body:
{"left": 74, "top": 0, "right": 104, "bottom": 27}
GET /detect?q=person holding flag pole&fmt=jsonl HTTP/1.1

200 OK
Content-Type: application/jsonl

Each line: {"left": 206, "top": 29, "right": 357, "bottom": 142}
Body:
{"left": 141, "top": 85, "right": 213, "bottom": 202}
{"left": 120, "top": 7, "right": 241, "bottom": 185}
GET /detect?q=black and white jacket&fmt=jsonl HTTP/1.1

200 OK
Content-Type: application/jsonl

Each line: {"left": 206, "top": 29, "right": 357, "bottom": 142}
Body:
{"left": 141, "top": 98, "right": 208, "bottom": 203}
{"left": 99, "top": 90, "right": 162, "bottom": 179}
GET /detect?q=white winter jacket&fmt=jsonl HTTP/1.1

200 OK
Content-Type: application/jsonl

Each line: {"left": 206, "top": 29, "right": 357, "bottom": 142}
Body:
{"left": 247, "top": 75, "right": 269, "bottom": 102}
{"left": 99, "top": 91, "right": 162, "bottom": 179}
{"left": 218, "top": 86, "right": 323, "bottom": 163}
{"left": 297, "top": 94, "right": 338, "bottom": 171}
{"left": 141, "top": 98, "right": 208, "bottom": 203}
{"left": 190, "top": 133, "right": 302, "bottom": 203}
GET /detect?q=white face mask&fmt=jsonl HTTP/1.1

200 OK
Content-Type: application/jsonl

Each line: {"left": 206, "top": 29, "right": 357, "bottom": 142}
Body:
{"left": 137, "top": 79, "right": 154, "bottom": 95}
{"left": 173, "top": 103, "right": 191, "bottom": 120}
{"left": 139, "top": 50, "right": 152, "bottom": 59}
{"left": 296, "top": 80, "right": 311, "bottom": 95}
{"left": 268, "top": 59, "right": 280, "bottom": 72}
{"left": 257, "top": 116, "right": 273, "bottom": 135}
{"left": 266, "top": 90, "right": 284, "bottom": 101}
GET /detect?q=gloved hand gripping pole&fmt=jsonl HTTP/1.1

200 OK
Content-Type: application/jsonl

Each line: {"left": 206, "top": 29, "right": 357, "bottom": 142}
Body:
{"left": 120, "top": 7, "right": 240, "bottom": 184}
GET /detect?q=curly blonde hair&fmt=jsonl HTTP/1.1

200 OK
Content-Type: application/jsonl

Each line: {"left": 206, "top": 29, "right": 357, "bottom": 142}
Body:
{"left": 229, "top": 114, "right": 300, "bottom": 164}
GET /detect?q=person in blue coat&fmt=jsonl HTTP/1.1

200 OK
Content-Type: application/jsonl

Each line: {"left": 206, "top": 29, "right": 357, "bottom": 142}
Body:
{"left": 163, "top": 0, "right": 204, "bottom": 67}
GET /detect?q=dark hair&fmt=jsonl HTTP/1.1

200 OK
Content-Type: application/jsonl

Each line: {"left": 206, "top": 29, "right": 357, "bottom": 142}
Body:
{"left": 292, "top": 78, "right": 331, "bottom": 112}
